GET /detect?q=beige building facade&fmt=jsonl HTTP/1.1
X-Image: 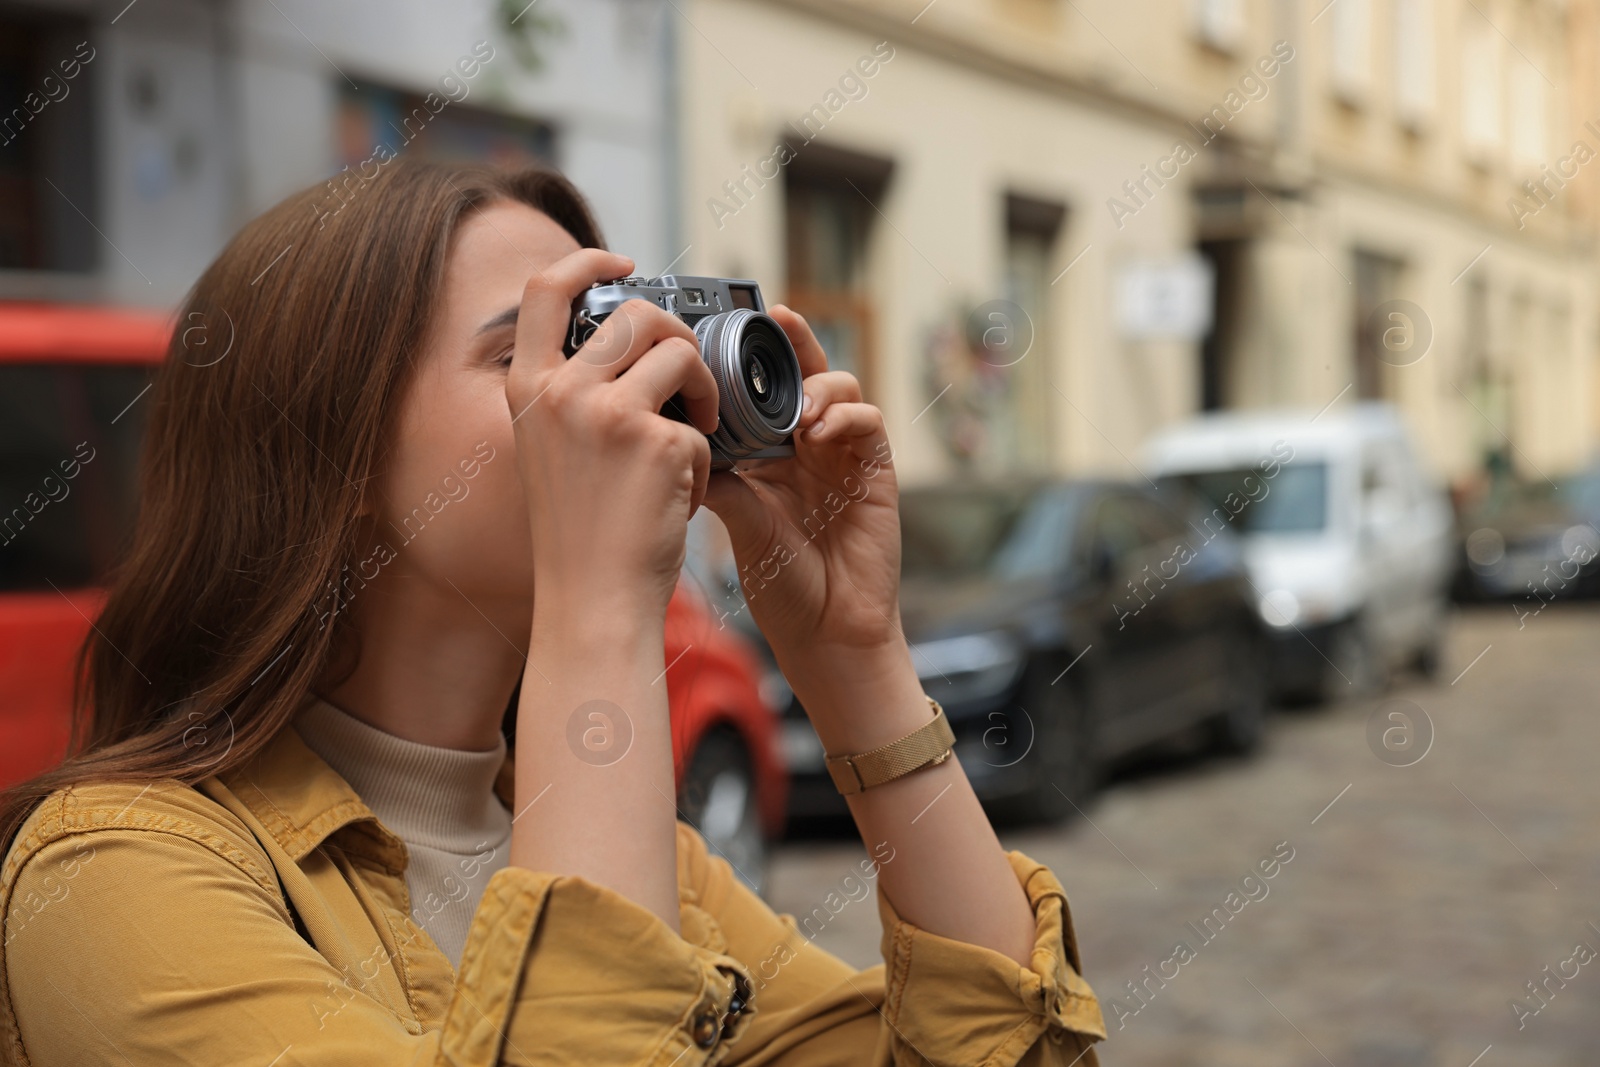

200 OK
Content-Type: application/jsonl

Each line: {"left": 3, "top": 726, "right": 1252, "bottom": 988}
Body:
{"left": 673, "top": 0, "right": 1600, "bottom": 486}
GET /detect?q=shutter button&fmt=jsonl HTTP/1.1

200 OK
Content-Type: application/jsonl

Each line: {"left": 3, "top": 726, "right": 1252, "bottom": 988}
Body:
{"left": 692, "top": 1010, "right": 720, "bottom": 1049}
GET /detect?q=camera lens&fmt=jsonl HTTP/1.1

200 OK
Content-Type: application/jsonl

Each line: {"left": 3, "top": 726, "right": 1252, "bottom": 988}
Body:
{"left": 693, "top": 309, "right": 802, "bottom": 460}
{"left": 740, "top": 323, "right": 795, "bottom": 419}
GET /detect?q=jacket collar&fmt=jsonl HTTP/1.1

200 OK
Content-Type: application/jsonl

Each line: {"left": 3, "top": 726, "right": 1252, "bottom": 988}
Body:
{"left": 217, "top": 714, "right": 517, "bottom": 866}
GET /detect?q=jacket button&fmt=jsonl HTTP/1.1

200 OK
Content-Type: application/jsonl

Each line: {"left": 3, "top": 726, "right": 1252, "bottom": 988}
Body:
{"left": 692, "top": 1010, "right": 720, "bottom": 1049}
{"left": 721, "top": 972, "right": 752, "bottom": 1040}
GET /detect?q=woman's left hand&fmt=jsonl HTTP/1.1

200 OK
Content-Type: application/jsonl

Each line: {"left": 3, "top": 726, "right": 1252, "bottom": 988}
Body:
{"left": 700, "top": 306, "right": 909, "bottom": 701}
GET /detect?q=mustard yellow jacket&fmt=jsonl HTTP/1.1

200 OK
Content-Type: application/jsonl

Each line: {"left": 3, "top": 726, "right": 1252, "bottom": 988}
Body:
{"left": 0, "top": 721, "right": 1106, "bottom": 1065}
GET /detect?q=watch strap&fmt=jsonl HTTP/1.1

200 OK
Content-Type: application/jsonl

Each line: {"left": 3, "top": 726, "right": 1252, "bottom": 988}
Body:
{"left": 824, "top": 696, "right": 955, "bottom": 796}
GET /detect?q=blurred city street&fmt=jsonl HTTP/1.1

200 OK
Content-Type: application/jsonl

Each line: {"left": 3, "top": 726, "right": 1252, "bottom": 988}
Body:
{"left": 772, "top": 603, "right": 1600, "bottom": 1066}
{"left": 7, "top": 0, "right": 1600, "bottom": 1062}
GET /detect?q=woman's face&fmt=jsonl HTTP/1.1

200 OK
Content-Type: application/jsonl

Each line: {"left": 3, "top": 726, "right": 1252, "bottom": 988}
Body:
{"left": 363, "top": 201, "right": 581, "bottom": 625}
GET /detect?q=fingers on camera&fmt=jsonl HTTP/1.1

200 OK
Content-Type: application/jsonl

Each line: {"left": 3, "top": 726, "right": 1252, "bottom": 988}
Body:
{"left": 621, "top": 337, "right": 719, "bottom": 435}
{"left": 798, "top": 370, "right": 862, "bottom": 428}
{"left": 803, "top": 401, "right": 885, "bottom": 457}
{"left": 769, "top": 304, "right": 828, "bottom": 376}
{"left": 686, "top": 432, "right": 712, "bottom": 516}
{"left": 516, "top": 249, "right": 633, "bottom": 365}
{"left": 576, "top": 300, "right": 695, "bottom": 376}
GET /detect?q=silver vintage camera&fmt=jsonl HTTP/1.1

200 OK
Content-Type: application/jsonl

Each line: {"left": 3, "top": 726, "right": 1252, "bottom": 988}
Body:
{"left": 565, "top": 275, "right": 802, "bottom": 469}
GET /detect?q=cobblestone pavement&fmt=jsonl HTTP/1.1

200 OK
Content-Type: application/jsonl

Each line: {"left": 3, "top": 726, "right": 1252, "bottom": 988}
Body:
{"left": 767, "top": 604, "right": 1600, "bottom": 1066}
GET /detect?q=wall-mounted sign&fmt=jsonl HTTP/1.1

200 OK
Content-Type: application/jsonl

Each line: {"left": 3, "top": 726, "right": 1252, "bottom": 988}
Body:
{"left": 1115, "top": 254, "right": 1215, "bottom": 340}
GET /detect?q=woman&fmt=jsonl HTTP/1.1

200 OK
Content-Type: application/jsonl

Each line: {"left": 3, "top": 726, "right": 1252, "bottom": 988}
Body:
{"left": 0, "top": 161, "right": 1105, "bottom": 1065}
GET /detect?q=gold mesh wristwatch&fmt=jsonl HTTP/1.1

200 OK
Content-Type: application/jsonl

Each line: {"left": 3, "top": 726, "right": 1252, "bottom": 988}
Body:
{"left": 824, "top": 695, "right": 956, "bottom": 796}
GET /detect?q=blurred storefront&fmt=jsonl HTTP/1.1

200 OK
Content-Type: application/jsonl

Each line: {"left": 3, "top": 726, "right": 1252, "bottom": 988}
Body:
{"left": 4, "top": 0, "right": 1599, "bottom": 487}
{"left": 672, "top": 0, "right": 1600, "bottom": 486}
{"left": 0, "top": 0, "right": 679, "bottom": 307}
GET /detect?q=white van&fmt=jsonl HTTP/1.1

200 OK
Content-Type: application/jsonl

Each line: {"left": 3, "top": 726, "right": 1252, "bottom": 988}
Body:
{"left": 1142, "top": 403, "right": 1453, "bottom": 701}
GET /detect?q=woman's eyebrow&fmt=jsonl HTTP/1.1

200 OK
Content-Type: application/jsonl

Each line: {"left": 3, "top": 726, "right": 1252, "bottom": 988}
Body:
{"left": 477, "top": 306, "right": 520, "bottom": 335}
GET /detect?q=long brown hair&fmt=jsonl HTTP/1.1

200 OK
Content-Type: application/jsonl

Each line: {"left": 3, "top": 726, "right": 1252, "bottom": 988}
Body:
{"left": 0, "top": 160, "right": 604, "bottom": 858}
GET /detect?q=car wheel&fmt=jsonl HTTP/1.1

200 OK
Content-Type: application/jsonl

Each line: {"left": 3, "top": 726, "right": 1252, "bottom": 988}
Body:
{"left": 1210, "top": 633, "right": 1267, "bottom": 755}
{"left": 1414, "top": 633, "right": 1443, "bottom": 679}
{"left": 1413, "top": 613, "right": 1446, "bottom": 679}
{"left": 1324, "top": 616, "right": 1387, "bottom": 702}
{"left": 1008, "top": 669, "right": 1101, "bottom": 825}
{"left": 679, "top": 729, "right": 768, "bottom": 897}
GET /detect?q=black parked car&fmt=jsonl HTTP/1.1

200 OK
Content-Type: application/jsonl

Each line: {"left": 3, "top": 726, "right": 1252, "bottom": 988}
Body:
{"left": 737, "top": 478, "right": 1268, "bottom": 826}
{"left": 1452, "top": 467, "right": 1600, "bottom": 602}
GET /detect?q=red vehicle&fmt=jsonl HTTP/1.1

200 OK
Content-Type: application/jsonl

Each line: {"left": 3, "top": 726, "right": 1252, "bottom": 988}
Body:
{"left": 0, "top": 302, "right": 786, "bottom": 891}
{"left": 661, "top": 577, "right": 789, "bottom": 891}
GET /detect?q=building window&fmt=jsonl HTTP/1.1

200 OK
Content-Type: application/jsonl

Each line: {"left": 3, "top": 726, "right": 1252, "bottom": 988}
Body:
{"left": 334, "top": 81, "right": 555, "bottom": 173}
{"left": 1460, "top": 24, "right": 1502, "bottom": 163}
{"left": 783, "top": 142, "right": 891, "bottom": 400}
{"left": 1193, "top": 0, "right": 1243, "bottom": 51}
{"left": 1508, "top": 62, "right": 1546, "bottom": 170}
{"left": 0, "top": 363, "right": 152, "bottom": 592}
{"left": 0, "top": 7, "right": 97, "bottom": 273}
{"left": 1458, "top": 272, "right": 1507, "bottom": 466}
{"left": 1330, "top": 0, "right": 1372, "bottom": 104}
{"left": 1197, "top": 237, "right": 1245, "bottom": 411}
{"left": 920, "top": 194, "right": 1063, "bottom": 474}
{"left": 1000, "top": 194, "right": 1063, "bottom": 471}
{"left": 1394, "top": 0, "right": 1435, "bottom": 129}
{"left": 1353, "top": 250, "right": 1404, "bottom": 400}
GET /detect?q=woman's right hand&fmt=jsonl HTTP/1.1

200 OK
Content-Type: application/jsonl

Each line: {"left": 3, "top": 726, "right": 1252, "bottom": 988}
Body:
{"left": 506, "top": 249, "right": 721, "bottom": 619}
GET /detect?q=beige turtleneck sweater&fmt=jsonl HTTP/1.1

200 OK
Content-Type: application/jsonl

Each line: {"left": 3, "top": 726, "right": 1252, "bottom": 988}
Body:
{"left": 291, "top": 696, "right": 513, "bottom": 970}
